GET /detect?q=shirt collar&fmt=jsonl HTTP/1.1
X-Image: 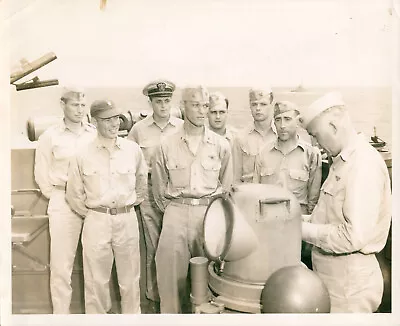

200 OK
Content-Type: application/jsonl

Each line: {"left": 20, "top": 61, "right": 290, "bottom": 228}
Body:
{"left": 248, "top": 120, "right": 277, "bottom": 136}
{"left": 225, "top": 127, "right": 235, "bottom": 141}
{"left": 60, "top": 119, "right": 93, "bottom": 133}
{"left": 178, "top": 126, "right": 215, "bottom": 145}
{"left": 94, "top": 136, "right": 123, "bottom": 150}
{"left": 273, "top": 135, "right": 305, "bottom": 153}
{"left": 338, "top": 134, "right": 359, "bottom": 162}
{"left": 145, "top": 114, "right": 180, "bottom": 128}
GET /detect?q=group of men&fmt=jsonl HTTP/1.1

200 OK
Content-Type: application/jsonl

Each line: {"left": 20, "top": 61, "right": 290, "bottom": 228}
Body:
{"left": 34, "top": 80, "right": 392, "bottom": 315}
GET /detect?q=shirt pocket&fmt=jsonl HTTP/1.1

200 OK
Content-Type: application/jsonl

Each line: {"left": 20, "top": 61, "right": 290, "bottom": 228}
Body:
{"left": 167, "top": 160, "right": 190, "bottom": 189}
{"left": 318, "top": 176, "right": 345, "bottom": 223}
{"left": 260, "top": 167, "right": 276, "bottom": 184}
{"left": 82, "top": 166, "right": 103, "bottom": 195}
{"left": 53, "top": 144, "right": 73, "bottom": 161}
{"left": 201, "top": 156, "right": 222, "bottom": 189}
{"left": 288, "top": 169, "right": 309, "bottom": 196}
{"left": 239, "top": 142, "right": 257, "bottom": 181}
{"left": 116, "top": 165, "right": 136, "bottom": 192}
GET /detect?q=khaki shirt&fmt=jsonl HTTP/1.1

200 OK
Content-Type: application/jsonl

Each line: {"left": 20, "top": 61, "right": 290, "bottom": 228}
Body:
{"left": 302, "top": 135, "right": 392, "bottom": 255}
{"left": 34, "top": 121, "right": 97, "bottom": 198}
{"left": 151, "top": 126, "right": 233, "bottom": 212}
{"left": 232, "top": 122, "right": 277, "bottom": 183}
{"left": 66, "top": 137, "right": 148, "bottom": 217}
{"left": 224, "top": 126, "right": 237, "bottom": 149}
{"left": 253, "top": 137, "right": 322, "bottom": 214}
{"left": 127, "top": 114, "right": 183, "bottom": 173}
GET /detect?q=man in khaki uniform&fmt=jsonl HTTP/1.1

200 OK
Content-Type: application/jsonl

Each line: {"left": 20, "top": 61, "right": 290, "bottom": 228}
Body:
{"left": 254, "top": 101, "right": 322, "bottom": 215}
{"left": 207, "top": 91, "right": 237, "bottom": 148}
{"left": 232, "top": 87, "right": 276, "bottom": 183}
{"left": 127, "top": 80, "right": 183, "bottom": 310}
{"left": 66, "top": 100, "right": 148, "bottom": 314}
{"left": 299, "top": 92, "right": 392, "bottom": 312}
{"left": 152, "top": 86, "right": 233, "bottom": 313}
{"left": 34, "top": 87, "right": 96, "bottom": 314}
{"left": 253, "top": 101, "right": 322, "bottom": 268}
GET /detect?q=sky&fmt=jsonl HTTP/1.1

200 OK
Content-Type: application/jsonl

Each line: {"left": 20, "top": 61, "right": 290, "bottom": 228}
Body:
{"left": 2, "top": 0, "right": 397, "bottom": 87}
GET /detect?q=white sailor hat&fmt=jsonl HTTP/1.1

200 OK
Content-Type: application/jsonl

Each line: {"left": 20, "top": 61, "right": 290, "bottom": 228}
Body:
{"left": 299, "top": 91, "right": 345, "bottom": 128}
{"left": 182, "top": 86, "right": 210, "bottom": 103}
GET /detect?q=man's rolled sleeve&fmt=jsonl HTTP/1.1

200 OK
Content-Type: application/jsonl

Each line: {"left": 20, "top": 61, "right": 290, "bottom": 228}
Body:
{"left": 66, "top": 155, "right": 88, "bottom": 217}
{"left": 34, "top": 133, "right": 54, "bottom": 199}
{"left": 151, "top": 144, "right": 170, "bottom": 212}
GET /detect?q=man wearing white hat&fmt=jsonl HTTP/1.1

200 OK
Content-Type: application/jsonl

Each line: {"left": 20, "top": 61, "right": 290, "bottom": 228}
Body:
{"left": 232, "top": 87, "right": 276, "bottom": 183}
{"left": 152, "top": 86, "right": 233, "bottom": 313}
{"left": 207, "top": 91, "right": 237, "bottom": 148}
{"left": 34, "top": 87, "right": 97, "bottom": 314}
{"left": 66, "top": 100, "right": 148, "bottom": 314}
{"left": 127, "top": 79, "right": 183, "bottom": 311}
{"left": 299, "top": 92, "right": 392, "bottom": 312}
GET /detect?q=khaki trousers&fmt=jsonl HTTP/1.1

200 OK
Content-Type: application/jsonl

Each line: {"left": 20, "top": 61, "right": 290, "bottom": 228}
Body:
{"left": 140, "top": 177, "right": 163, "bottom": 302}
{"left": 47, "top": 189, "right": 83, "bottom": 314}
{"left": 155, "top": 202, "right": 207, "bottom": 314}
{"left": 312, "top": 248, "right": 383, "bottom": 312}
{"left": 82, "top": 209, "right": 141, "bottom": 314}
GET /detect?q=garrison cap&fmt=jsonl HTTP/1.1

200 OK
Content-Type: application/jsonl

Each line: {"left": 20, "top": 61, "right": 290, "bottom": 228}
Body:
{"left": 274, "top": 101, "right": 299, "bottom": 118}
{"left": 299, "top": 91, "right": 345, "bottom": 128}
{"left": 61, "top": 86, "right": 85, "bottom": 101}
{"left": 249, "top": 86, "right": 273, "bottom": 102}
{"left": 90, "top": 100, "right": 121, "bottom": 119}
{"left": 142, "top": 79, "right": 176, "bottom": 97}
{"left": 209, "top": 92, "right": 228, "bottom": 109}
{"left": 182, "top": 86, "right": 210, "bottom": 103}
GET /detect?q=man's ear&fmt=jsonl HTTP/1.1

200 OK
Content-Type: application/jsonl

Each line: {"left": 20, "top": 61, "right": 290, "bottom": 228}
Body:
{"left": 60, "top": 99, "right": 66, "bottom": 111}
{"left": 328, "top": 119, "right": 338, "bottom": 134}
{"left": 91, "top": 117, "right": 98, "bottom": 127}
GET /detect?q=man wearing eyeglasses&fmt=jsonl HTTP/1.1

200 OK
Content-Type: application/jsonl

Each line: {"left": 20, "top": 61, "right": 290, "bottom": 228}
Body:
{"left": 151, "top": 86, "right": 233, "bottom": 313}
{"left": 66, "top": 100, "right": 148, "bottom": 314}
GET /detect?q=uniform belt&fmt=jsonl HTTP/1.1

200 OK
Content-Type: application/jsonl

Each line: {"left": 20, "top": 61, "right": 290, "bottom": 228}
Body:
{"left": 54, "top": 184, "right": 66, "bottom": 191}
{"left": 90, "top": 204, "right": 135, "bottom": 215}
{"left": 171, "top": 197, "right": 213, "bottom": 206}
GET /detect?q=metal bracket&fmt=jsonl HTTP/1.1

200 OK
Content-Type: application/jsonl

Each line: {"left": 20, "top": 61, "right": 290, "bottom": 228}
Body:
{"left": 12, "top": 243, "right": 49, "bottom": 272}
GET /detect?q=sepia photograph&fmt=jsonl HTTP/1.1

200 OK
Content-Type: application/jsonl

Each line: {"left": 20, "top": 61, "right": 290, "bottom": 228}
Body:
{"left": 1, "top": 0, "right": 399, "bottom": 325}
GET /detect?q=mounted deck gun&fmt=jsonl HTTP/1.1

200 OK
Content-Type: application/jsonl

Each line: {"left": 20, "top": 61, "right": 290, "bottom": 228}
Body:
{"left": 10, "top": 52, "right": 59, "bottom": 91}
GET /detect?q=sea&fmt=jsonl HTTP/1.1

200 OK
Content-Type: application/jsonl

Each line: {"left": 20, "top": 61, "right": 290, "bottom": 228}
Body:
{"left": 10, "top": 86, "right": 392, "bottom": 150}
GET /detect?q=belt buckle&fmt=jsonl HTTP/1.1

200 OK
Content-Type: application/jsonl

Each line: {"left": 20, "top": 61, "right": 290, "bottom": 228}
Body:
{"left": 109, "top": 208, "right": 118, "bottom": 215}
{"left": 191, "top": 198, "right": 200, "bottom": 206}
